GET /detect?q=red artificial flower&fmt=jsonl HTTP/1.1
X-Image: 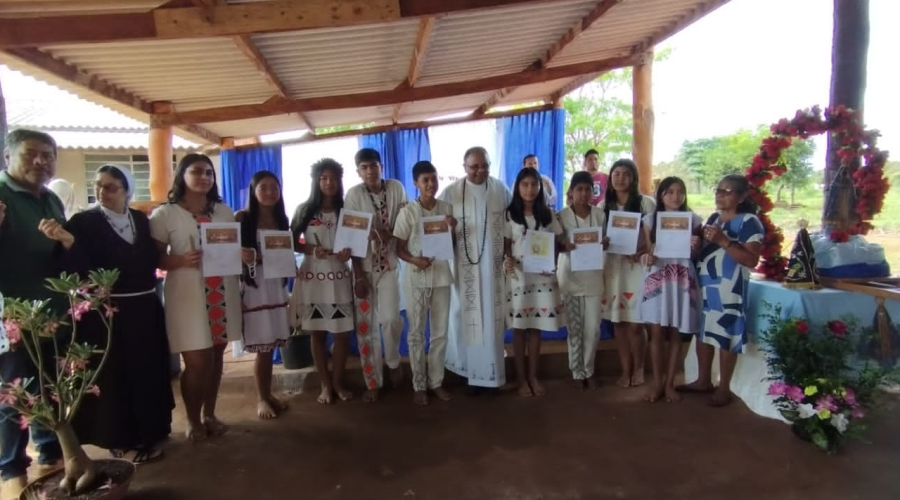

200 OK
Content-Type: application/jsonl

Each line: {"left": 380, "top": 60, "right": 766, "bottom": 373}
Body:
{"left": 828, "top": 320, "right": 848, "bottom": 337}
{"left": 830, "top": 230, "right": 850, "bottom": 243}
{"left": 796, "top": 320, "right": 809, "bottom": 335}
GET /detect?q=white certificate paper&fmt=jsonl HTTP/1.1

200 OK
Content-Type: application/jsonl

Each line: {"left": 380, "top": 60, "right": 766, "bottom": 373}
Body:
{"left": 606, "top": 210, "right": 641, "bottom": 256}
{"left": 200, "top": 222, "right": 242, "bottom": 277}
{"left": 654, "top": 212, "right": 693, "bottom": 259}
{"left": 570, "top": 227, "right": 604, "bottom": 271}
{"left": 334, "top": 209, "right": 373, "bottom": 258}
{"left": 258, "top": 230, "right": 297, "bottom": 279}
{"left": 419, "top": 216, "right": 454, "bottom": 261}
{"left": 522, "top": 230, "right": 556, "bottom": 274}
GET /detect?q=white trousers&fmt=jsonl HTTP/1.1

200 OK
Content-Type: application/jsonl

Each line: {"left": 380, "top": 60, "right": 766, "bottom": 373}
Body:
{"left": 564, "top": 294, "right": 602, "bottom": 380}
{"left": 404, "top": 284, "right": 450, "bottom": 391}
{"left": 355, "top": 267, "right": 404, "bottom": 390}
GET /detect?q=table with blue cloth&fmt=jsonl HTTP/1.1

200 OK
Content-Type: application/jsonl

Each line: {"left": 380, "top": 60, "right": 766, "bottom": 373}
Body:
{"left": 684, "top": 279, "right": 900, "bottom": 421}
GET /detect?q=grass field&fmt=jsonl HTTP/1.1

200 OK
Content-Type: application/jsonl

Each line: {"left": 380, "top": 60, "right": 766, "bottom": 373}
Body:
{"left": 687, "top": 186, "right": 899, "bottom": 274}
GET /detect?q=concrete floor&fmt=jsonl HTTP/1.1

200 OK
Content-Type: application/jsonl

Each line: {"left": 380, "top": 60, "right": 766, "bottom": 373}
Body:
{"left": 85, "top": 371, "right": 899, "bottom": 500}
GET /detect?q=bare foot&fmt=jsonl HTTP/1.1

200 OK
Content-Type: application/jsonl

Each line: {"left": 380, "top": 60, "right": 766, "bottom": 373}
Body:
{"left": 432, "top": 386, "right": 452, "bottom": 401}
{"left": 529, "top": 378, "right": 546, "bottom": 396}
{"left": 644, "top": 383, "right": 664, "bottom": 403}
{"left": 334, "top": 385, "right": 353, "bottom": 402}
{"left": 572, "top": 379, "right": 586, "bottom": 391}
{"left": 675, "top": 380, "right": 715, "bottom": 393}
{"left": 185, "top": 423, "right": 207, "bottom": 443}
{"left": 266, "top": 396, "right": 289, "bottom": 413}
{"left": 203, "top": 417, "right": 229, "bottom": 437}
{"left": 630, "top": 369, "right": 646, "bottom": 387}
{"left": 257, "top": 399, "right": 278, "bottom": 419}
{"left": 586, "top": 377, "right": 599, "bottom": 390}
{"left": 413, "top": 391, "right": 428, "bottom": 406}
{"left": 616, "top": 374, "right": 631, "bottom": 388}
{"left": 362, "top": 388, "right": 380, "bottom": 403}
{"left": 665, "top": 386, "right": 682, "bottom": 403}
{"left": 317, "top": 386, "right": 334, "bottom": 404}
{"left": 517, "top": 384, "right": 534, "bottom": 397}
{"left": 389, "top": 367, "right": 404, "bottom": 388}
{"left": 708, "top": 389, "right": 733, "bottom": 407}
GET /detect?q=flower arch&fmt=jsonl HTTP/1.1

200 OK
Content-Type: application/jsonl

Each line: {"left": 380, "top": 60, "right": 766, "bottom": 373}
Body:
{"left": 744, "top": 106, "right": 890, "bottom": 281}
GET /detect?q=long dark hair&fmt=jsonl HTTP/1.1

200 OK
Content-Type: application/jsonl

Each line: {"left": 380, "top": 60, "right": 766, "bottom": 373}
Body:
{"left": 241, "top": 171, "right": 289, "bottom": 249}
{"left": 603, "top": 158, "right": 643, "bottom": 219}
{"left": 507, "top": 167, "right": 552, "bottom": 229}
{"left": 719, "top": 174, "right": 758, "bottom": 215}
{"left": 649, "top": 176, "right": 690, "bottom": 245}
{"left": 290, "top": 158, "right": 344, "bottom": 242}
{"left": 167, "top": 153, "right": 222, "bottom": 214}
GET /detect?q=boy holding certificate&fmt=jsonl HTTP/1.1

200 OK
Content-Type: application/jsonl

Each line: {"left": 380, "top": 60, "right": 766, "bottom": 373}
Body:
{"left": 557, "top": 171, "right": 609, "bottom": 390}
{"left": 393, "top": 161, "right": 456, "bottom": 406}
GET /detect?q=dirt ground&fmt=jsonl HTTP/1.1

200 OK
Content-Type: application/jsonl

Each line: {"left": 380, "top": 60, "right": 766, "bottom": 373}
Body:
{"left": 65, "top": 376, "right": 900, "bottom": 500}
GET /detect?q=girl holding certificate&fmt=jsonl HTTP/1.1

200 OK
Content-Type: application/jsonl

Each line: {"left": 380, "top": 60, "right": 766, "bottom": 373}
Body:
{"left": 679, "top": 174, "right": 763, "bottom": 408}
{"left": 236, "top": 171, "right": 292, "bottom": 419}
{"left": 503, "top": 168, "right": 566, "bottom": 397}
{"left": 638, "top": 177, "right": 702, "bottom": 403}
{"left": 557, "top": 171, "right": 609, "bottom": 390}
{"left": 599, "top": 159, "right": 655, "bottom": 389}
{"left": 289, "top": 159, "right": 355, "bottom": 405}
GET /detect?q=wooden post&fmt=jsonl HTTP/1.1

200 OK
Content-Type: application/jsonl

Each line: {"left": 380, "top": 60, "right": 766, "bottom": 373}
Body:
{"left": 632, "top": 50, "right": 654, "bottom": 195}
{"left": 824, "top": 0, "right": 869, "bottom": 201}
{"left": 149, "top": 101, "right": 174, "bottom": 202}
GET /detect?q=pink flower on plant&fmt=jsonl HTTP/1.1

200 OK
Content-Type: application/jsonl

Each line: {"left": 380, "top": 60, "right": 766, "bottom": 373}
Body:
{"left": 768, "top": 381, "right": 787, "bottom": 396}
{"left": 18, "top": 415, "right": 29, "bottom": 430}
{"left": 0, "top": 389, "right": 17, "bottom": 406}
{"left": 851, "top": 408, "right": 865, "bottom": 419}
{"left": 103, "top": 304, "right": 118, "bottom": 318}
{"left": 86, "top": 385, "right": 101, "bottom": 397}
{"left": 68, "top": 300, "right": 92, "bottom": 322}
{"left": 42, "top": 321, "right": 60, "bottom": 336}
{"left": 3, "top": 320, "right": 21, "bottom": 345}
{"left": 815, "top": 395, "right": 838, "bottom": 412}
{"left": 795, "top": 320, "right": 809, "bottom": 334}
{"left": 785, "top": 385, "right": 805, "bottom": 403}
{"left": 843, "top": 388, "right": 857, "bottom": 407}
{"left": 827, "top": 320, "right": 847, "bottom": 337}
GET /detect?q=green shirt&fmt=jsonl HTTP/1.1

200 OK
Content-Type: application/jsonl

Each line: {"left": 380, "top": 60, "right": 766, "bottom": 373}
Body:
{"left": 0, "top": 171, "right": 66, "bottom": 310}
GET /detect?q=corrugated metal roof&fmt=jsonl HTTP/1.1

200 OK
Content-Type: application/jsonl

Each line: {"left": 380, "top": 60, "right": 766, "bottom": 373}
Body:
{"left": 0, "top": 0, "right": 163, "bottom": 18}
{"left": 400, "top": 91, "right": 496, "bottom": 122}
{"left": 304, "top": 106, "right": 389, "bottom": 130}
{"left": 42, "top": 130, "right": 197, "bottom": 150}
{"left": 202, "top": 114, "right": 309, "bottom": 138}
{"left": 497, "top": 77, "right": 578, "bottom": 106}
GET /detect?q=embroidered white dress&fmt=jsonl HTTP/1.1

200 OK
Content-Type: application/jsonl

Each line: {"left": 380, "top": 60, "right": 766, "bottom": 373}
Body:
{"left": 504, "top": 214, "right": 565, "bottom": 331}
{"left": 599, "top": 195, "right": 656, "bottom": 323}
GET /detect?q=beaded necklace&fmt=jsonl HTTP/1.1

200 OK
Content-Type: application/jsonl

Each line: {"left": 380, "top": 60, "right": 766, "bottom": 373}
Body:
{"left": 461, "top": 180, "right": 489, "bottom": 265}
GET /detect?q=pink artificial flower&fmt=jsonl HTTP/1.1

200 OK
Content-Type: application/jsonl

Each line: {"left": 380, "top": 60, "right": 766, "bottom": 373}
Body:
{"left": 0, "top": 390, "right": 17, "bottom": 406}
{"left": 25, "top": 394, "right": 36, "bottom": 407}
{"left": 851, "top": 408, "right": 865, "bottom": 419}
{"left": 3, "top": 320, "right": 21, "bottom": 345}
{"left": 768, "top": 381, "right": 787, "bottom": 396}
{"left": 68, "top": 301, "right": 92, "bottom": 322}
{"left": 42, "top": 321, "right": 60, "bottom": 336}
{"left": 843, "top": 388, "right": 858, "bottom": 407}
{"left": 785, "top": 385, "right": 805, "bottom": 403}
{"left": 86, "top": 385, "right": 101, "bottom": 397}
{"left": 815, "top": 395, "right": 838, "bottom": 412}
{"left": 18, "top": 415, "right": 29, "bottom": 430}
{"left": 102, "top": 304, "right": 118, "bottom": 318}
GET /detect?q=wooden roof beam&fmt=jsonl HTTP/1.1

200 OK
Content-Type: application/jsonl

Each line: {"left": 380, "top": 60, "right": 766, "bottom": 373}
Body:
{"left": 472, "top": 0, "right": 621, "bottom": 117}
{"left": 154, "top": 53, "right": 641, "bottom": 126}
{"left": 392, "top": 16, "right": 436, "bottom": 124}
{"left": 1, "top": 47, "right": 221, "bottom": 145}
{"left": 0, "top": 0, "right": 554, "bottom": 48}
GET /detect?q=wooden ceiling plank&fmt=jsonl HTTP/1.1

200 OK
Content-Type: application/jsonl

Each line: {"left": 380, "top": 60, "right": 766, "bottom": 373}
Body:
{"left": 472, "top": 0, "right": 620, "bottom": 117}
{"left": 392, "top": 16, "right": 435, "bottom": 124}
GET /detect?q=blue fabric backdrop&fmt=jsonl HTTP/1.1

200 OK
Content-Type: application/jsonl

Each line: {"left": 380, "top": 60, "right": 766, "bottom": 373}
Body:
{"left": 220, "top": 144, "right": 283, "bottom": 210}
{"left": 499, "top": 109, "right": 566, "bottom": 210}
{"left": 358, "top": 128, "right": 431, "bottom": 198}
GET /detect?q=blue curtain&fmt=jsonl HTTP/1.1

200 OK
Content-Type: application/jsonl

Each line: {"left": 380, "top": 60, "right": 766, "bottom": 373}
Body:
{"left": 499, "top": 109, "right": 566, "bottom": 210}
{"left": 220, "top": 144, "right": 283, "bottom": 210}
{"left": 358, "top": 128, "right": 431, "bottom": 198}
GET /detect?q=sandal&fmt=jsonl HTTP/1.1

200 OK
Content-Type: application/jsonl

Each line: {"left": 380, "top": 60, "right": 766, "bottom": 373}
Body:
{"left": 132, "top": 448, "right": 165, "bottom": 465}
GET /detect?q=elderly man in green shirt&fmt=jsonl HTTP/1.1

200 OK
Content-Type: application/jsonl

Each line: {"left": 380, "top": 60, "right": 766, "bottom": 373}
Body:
{"left": 0, "top": 129, "right": 65, "bottom": 499}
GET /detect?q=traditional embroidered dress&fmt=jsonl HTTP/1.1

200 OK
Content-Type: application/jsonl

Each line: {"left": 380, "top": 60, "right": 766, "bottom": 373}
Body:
{"left": 438, "top": 177, "right": 511, "bottom": 388}
{"left": 239, "top": 212, "right": 291, "bottom": 353}
{"left": 504, "top": 213, "right": 565, "bottom": 331}
{"left": 392, "top": 199, "right": 453, "bottom": 392}
{"left": 557, "top": 206, "right": 606, "bottom": 380}
{"left": 639, "top": 212, "right": 702, "bottom": 333}
{"left": 149, "top": 203, "right": 242, "bottom": 353}
{"left": 697, "top": 212, "right": 765, "bottom": 353}
{"left": 599, "top": 195, "right": 656, "bottom": 323}
{"left": 289, "top": 210, "right": 354, "bottom": 334}
{"left": 344, "top": 180, "right": 407, "bottom": 390}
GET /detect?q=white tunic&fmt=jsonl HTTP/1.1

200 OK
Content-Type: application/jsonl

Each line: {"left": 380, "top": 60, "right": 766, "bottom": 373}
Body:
{"left": 556, "top": 206, "right": 607, "bottom": 297}
{"left": 149, "top": 203, "right": 242, "bottom": 353}
{"left": 343, "top": 180, "right": 408, "bottom": 273}
{"left": 392, "top": 199, "right": 454, "bottom": 290}
{"left": 438, "top": 177, "right": 512, "bottom": 387}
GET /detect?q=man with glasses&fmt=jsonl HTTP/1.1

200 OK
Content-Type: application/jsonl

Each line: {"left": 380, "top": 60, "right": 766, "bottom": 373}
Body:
{"left": 439, "top": 147, "right": 511, "bottom": 394}
{"left": 0, "top": 129, "right": 64, "bottom": 499}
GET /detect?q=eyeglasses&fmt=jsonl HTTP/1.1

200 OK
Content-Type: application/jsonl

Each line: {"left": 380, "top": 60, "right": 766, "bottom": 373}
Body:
{"left": 714, "top": 188, "right": 736, "bottom": 196}
{"left": 465, "top": 163, "right": 490, "bottom": 171}
{"left": 95, "top": 183, "right": 123, "bottom": 194}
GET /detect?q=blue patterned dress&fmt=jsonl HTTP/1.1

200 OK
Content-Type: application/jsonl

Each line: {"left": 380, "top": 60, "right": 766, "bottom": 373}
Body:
{"left": 697, "top": 213, "right": 764, "bottom": 353}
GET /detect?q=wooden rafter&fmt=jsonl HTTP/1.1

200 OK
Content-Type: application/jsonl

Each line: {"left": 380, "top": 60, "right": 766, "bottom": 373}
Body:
{"left": 472, "top": 0, "right": 621, "bottom": 117}
{"left": 153, "top": 54, "right": 641, "bottom": 126}
{"left": 548, "top": 72, "right": 603, "bottom": 103}
{"left": 392, "top": 16, "right": 436, "bottom": 124}
{"left": 0, "top": 0, "right": 554, "bottom": 48}
{"left": 1, "top": 47, "right": 221, "bottom": 145}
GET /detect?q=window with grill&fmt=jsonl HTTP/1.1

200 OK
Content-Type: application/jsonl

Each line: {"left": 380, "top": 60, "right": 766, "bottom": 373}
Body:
{"left": 83, "top": 154, "right": 175, "bottom": 203}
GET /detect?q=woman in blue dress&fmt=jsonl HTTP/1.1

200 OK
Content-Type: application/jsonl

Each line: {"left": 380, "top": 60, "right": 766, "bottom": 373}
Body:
{"left": 678, "top": 174, "right": 764, "bottom": 407}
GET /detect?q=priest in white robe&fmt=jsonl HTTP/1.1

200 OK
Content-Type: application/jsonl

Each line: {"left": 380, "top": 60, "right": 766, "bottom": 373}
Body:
{"left": 438, "top": 147, "right": 512, "bottom": 389}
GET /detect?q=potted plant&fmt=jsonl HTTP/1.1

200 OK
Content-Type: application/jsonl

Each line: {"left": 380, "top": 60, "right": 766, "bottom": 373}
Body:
{"left": 0, "top": 269, "right": 136, "bottom": 499}
{"left": 760, "top": 303, "right": 895, "bottom": 453}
